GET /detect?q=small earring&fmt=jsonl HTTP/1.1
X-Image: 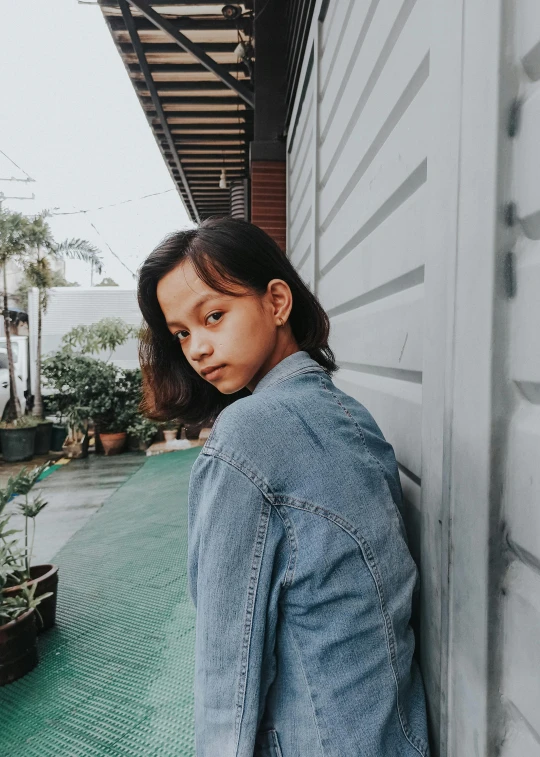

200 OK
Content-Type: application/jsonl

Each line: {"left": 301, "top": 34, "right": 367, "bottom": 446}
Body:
{"left": 278, "top": 317, "right": 284, "bottom": 327}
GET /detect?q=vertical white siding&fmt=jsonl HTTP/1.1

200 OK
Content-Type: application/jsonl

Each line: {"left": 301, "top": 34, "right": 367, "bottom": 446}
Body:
{"left": 288, "top": 0, "right": 429, "bottom": 595}
{"left": 286, "top": 1, "right": 540, "bottom": 754}
{"left": 500, "top": 2, "right": 540, "bottom": 753}
{"left": 287, "top": 0, "right": 433, "bottom": 730}
{"left": 288, "top": 76, "right": 315, "bottom": 287}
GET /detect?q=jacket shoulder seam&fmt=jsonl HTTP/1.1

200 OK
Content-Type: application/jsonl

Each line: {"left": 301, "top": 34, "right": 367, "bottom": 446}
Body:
{"left": 199, "top": 447, "right": 274, "bottom": 500}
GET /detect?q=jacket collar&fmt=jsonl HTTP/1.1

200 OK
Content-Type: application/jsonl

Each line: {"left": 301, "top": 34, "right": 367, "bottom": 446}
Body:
{"left": 251, "top": 350, "right": 327, "bottom": 395}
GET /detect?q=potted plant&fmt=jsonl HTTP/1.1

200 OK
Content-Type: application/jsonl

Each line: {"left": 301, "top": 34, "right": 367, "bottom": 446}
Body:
{"left": 61, "top": 409, "right": 90, "bottom": 459}
{"left": 0, "top": 463, "right": 59, "bottom": 632}
{"left": 49, "top": 415, "right": 68, "bottom": 452}
{"left": 90, "top": 366, "right": 142, "bottom": 456}
{"left": 87, "top": 364, "right": 134, "bottom": 456}
{"left": 162, "top": 419, "right": 180, "bottom": 443}
{"left": 127, "top": 416, "right": 158, "bottom": 451}
{"left": 42, "top": 320, "right": 140, "bottom": 456}
{"left": 0, "top": 580, "right": 53, "bottom": 686}
{"left": 42, "top": 353, "right": 97, "bottom": 459}
{"left": 34, "top": 419, "right": 53, "bottom": 455}
{"left": 0, "top": 415, "right": 39, "bottom": 462}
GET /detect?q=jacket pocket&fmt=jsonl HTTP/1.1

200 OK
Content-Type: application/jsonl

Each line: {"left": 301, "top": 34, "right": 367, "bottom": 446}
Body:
{"left": 254, "top": 728, "right": 283, "bottom": 757}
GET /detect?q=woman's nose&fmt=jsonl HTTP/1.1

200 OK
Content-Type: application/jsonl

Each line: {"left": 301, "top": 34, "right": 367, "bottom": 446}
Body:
{"left": 189, "top": 333, "right": 212, "bottom": 362}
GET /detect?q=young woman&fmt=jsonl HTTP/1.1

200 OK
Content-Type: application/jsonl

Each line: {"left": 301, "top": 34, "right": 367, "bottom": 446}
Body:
{"left": 137, "top": 216, "right": 431, "bottom": 757}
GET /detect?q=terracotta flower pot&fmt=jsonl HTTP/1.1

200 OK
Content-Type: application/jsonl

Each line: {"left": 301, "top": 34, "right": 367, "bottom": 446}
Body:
{"left": 2, "top": 564, "right": 59, "bottom": 633}
{"left": 99, "top": 431, "right": 127, "bottom": 456}
{"left": 0, "top": 608, "right": 38, "bottom": 686}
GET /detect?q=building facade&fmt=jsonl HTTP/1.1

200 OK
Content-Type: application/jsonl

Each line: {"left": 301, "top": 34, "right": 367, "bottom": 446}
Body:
{"left": 102, "top": 1, "right": 540, "bottom": 754}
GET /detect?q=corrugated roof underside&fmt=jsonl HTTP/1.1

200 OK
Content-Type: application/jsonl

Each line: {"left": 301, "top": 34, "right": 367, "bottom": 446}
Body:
{"left": 99, "top": 1, "right": 254, "bottom": 222}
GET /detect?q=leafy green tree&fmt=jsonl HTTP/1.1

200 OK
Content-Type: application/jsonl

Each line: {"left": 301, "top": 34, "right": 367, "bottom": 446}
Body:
{"left": 22, "top": 211, "right": 103, "bottom": 418}
{"left": 95, "top": 277, "right": 118, "bottom": 286}
{"left": 0, "top": 208, "right": 30, "bottom": 420}
{"left": 15, "top": 269, "right": 79, "bottom": 312}
{"left": 59, "top": 317, "right": 137, "bottom": 363}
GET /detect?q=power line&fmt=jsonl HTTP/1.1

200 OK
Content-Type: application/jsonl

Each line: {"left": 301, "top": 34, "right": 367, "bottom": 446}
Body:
{"left": 89, "top": 221, "right": 137, "bottom": 280}
{"left": 0, "top": 149, "right": 36, "bottom": 182}
{"left": 51, "top": 188, "right": 174, "bottom": 216}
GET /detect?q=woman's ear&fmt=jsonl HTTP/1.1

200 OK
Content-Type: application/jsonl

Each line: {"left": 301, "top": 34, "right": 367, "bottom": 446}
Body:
{"left": 266, "top": 279, "right": 293, "bottom": 322}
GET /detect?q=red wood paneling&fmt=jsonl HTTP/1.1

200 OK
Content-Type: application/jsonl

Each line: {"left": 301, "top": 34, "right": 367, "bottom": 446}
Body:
{"left": 251, "top": 160, "right": 287, "bottom": 251}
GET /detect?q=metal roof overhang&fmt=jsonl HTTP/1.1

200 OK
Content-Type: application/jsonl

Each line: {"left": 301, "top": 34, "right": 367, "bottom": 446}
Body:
{"left": 99, "top": 1, "right": 254, "bottom": 222}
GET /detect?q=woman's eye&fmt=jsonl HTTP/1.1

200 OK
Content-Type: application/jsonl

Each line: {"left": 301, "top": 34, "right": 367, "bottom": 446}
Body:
{"left": 175, "top": 312, "right": 223, "bottom": 342}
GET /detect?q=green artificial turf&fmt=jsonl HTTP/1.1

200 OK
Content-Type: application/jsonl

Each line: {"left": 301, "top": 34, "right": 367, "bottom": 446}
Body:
{"left": 0, "top": 448, "right": 201, "bottom": 757}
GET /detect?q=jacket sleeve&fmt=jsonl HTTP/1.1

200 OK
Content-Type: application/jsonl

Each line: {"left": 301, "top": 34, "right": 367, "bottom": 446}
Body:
{"left": 187, "top": 451, "right": 283, "bottom": 757}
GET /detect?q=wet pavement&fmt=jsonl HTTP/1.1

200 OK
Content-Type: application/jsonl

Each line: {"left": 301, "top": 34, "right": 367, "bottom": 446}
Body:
{"left": 2, "top": 452, "right": 147, "bottom": 566}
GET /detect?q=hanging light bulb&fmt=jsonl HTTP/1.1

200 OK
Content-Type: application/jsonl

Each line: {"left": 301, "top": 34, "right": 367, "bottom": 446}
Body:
{"left": 219, "top": 150, "right": 228, "bottom": 189}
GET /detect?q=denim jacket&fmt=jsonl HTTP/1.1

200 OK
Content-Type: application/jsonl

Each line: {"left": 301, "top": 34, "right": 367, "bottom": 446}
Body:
{"left": 187, "top": 350, "right": 431, "bottom": 757}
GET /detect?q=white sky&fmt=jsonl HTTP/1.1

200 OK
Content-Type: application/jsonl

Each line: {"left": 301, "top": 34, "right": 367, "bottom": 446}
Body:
{"left": 0, "top": 0, "right": 193, "bottom": 288}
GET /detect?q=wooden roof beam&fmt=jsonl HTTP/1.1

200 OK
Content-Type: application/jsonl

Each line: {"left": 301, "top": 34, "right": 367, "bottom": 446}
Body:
{"left": 119, "top": 0, "right": 199, "bottom": 221}
{"left": 108, "top": 16, "right": 251, "bottom": 32}
{"left": 120, "top": 42, "right": 237, "bottom": 54}
{"left": 140, "top": 95, "right": 245, "bottom": 106}
{"left": 147, "top": 110, "right": 251, "bottom": 119}
{"left": 126, "top": 0, "right": 254, "bottom": 108}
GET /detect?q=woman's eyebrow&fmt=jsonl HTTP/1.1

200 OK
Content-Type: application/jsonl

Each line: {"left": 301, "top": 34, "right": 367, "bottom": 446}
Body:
{"left": 168, "top": 293, "right": 222, "bottom": 329}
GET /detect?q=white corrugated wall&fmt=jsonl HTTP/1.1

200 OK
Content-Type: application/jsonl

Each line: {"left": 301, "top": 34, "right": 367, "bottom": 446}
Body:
{"left": 499, "top": 1, "right": 540, "bottom": 754}
{"left": 286, "top": 1, "right": 540, "bottom": 755}
{"left": 28, "top": 287, "right": 142, "bottom": 396}
{"left": 287, "top": 0, "right": 434, "bottom": 730}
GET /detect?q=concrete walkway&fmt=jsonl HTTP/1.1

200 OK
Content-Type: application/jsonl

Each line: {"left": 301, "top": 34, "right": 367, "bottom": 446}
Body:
{"left": 2, "top": 453, "right": 147, "bottom": 566}
{"left": 0, "top": 447, "right": 202, "bottom": 757}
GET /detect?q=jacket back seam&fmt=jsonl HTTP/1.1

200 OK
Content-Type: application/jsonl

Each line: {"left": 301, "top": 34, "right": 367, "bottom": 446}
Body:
{"left": 278, "top": 497, "right": 428, "bottom": 757}
{"left": 318, "top": 376, "right": 411, "bottom": 574}
{"left": 234, "top": 496, "right": 272, "bottom": 752}
{"left": 195, "top": 450, "right": 292, "bottom": 751}
{"left": 200, "top": 445, "right": 428, "bottom": 755}
{"left": 283, "top": 618, "right": 326, "bottom": 757}
{"left": 273, "top": 505, "right": 297, "bottom": 589}
{"left": 197, "top": 450, "right": 296, "bottom": 587}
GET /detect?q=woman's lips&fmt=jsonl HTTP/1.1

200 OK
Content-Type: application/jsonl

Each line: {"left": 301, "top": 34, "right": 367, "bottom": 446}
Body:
{"left": 204, "top": 365, "right": 226, "bottom": 380}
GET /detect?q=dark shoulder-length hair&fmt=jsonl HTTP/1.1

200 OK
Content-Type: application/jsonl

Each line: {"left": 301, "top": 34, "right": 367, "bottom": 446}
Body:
{"left": 137, "top": 215, "right": 337, "bottom": 425}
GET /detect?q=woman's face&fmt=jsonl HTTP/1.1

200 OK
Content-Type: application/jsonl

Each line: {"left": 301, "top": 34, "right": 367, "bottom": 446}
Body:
{"left": 156, "top": 258, "right": 298, "bottom": 394}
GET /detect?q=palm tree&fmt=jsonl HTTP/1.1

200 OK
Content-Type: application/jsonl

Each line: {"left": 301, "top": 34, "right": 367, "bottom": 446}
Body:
{"left": 0, "top": 207, "right": 30, "bottom": 421}
{"left": 23, "top": 211, "right": 103, "bottom": 418}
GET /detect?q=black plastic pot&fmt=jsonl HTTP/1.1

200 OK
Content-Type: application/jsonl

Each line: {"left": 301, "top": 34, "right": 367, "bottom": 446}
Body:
{"left": 50, "top": 424, "right": 67, "bottom": 452}
{"left": 0, "top": 608, "right": 38, "bottom": 686}
{"left": 34, "top": 421, "right": 53, "bottom": 455}
{"left": 0, "top": 427, "right": 36, "bottom": 462}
